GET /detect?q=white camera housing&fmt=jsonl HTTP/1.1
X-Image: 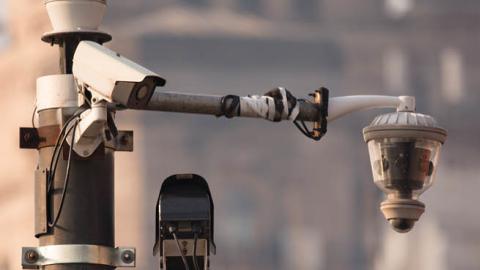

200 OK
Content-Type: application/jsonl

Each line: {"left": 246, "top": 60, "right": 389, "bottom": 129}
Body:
{"left": 73, "top": 41, "right": 165, "bottom": 108}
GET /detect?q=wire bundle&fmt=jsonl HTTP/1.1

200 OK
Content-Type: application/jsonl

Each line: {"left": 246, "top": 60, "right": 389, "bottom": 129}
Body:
{"left": 46, "top": 108, "right": 85, "bottom": 228}
{"left": 170, "top": 227, "right": 202, "bottom": 270}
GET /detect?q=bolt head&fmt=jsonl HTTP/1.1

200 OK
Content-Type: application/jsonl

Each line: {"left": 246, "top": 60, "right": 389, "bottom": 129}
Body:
{"left": 120, "top": 135, "right": 129, "bottom": 145}
{"left": 24, "top": 250, "right": 38, "bottom": 263}
{"left": 121, "top": 250, "right": 135, "bottom": 264}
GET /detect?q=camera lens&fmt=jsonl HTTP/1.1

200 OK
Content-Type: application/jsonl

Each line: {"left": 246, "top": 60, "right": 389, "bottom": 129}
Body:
{"left": 389, "top": 218, "right": 415, "bottom": 233}
{"left": 376, "top": 141, "right": 432, "bottom": 195}
{"left": 136, "top": 85, "right": 149, "bottom": 100}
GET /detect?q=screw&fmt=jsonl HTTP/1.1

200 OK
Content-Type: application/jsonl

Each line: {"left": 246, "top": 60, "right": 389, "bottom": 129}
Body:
{"left": 121, "top": 250, "right": 135, "bottom": 264}
{"left": 23, "top": 132, "right": 31, "bottom": 142}
{"left": 83, "top": 150, "right": 89, "bottom": 156}
{"left": 182, "top": 241, "right": 188, "bottom": 255}
{"left": 24, "top": 250, "right": 38, "bottom": 264}
{"left": 119, "top": 135, "right": 129, "bottom": 146}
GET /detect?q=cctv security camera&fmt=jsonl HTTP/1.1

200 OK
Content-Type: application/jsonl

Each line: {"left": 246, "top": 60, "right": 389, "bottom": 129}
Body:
{"left": 154, "top": 174, "right": 215, "bottom": 270}
{"left": 73, "top": 40, "right": 166, "bottom": 108}
{"left": 363, "top": 110, "right": 447, "bottom": 233}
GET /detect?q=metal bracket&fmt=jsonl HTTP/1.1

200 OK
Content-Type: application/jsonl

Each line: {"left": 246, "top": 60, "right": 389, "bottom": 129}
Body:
{"left": 34, "top": 169, "right": 48, "bottom": 237}
{"left": 22, "top": 245, "right": 136, "bottom": 269}
{"left": 20, "top": 126, "right": 62, "bottom": 149}
{"left": 72, "top": 103, "right": 107, "bottom": 158}
{"left": 311, "top": 87, "right": 329, "bottom": 140}
{"left": 294, "top": 87, "right": 329, "bottom": 141}
{"left": 105, "top": 130, "right": 134, "bottom": 152}
{"left": 19, "top": 128, "right": 41, "bottom": 149}
{"left": 20, "top": 126, "right": 133, "bottom": 153}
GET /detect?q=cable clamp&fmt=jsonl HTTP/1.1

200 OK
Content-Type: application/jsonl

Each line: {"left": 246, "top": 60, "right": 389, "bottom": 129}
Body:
{"left": 311, "top": 87, "right": 329, "bottom": 140}
{"left": 293, "top": 87, "right": 329, "bottom": 141}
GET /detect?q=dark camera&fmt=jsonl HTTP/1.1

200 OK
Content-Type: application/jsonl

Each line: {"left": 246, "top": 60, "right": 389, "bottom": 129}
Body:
{"left": 153, "top": 174, "right": 215, "bottom": 269}
{"left": 374, "top": 141, "right": 434, "bottom": 197}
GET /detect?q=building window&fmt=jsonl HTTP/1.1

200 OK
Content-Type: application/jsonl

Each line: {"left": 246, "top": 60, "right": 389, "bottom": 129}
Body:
{"left": 441, "top": 48, "right": 465, "bottom": 104}
{"left": 385, "top": 0, "right": 414, "bottom": 19}
{"left": 383, "top": 47, "right": 409, "bottom": 94}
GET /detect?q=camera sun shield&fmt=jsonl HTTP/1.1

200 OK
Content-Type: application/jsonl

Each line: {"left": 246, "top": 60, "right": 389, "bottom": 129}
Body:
{"left": 73, "top": 41, "right": 166, "bottom": 108}
{"left": 363, "top": 111, "right": 447, "bottom": 233}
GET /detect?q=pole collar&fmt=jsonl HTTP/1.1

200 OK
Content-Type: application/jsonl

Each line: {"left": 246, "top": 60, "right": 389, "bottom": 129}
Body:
{"left": 21, "top": 245, "right": 136, "bottom": 269}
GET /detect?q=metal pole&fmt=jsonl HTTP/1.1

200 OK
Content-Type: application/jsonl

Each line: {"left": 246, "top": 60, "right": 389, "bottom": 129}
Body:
{"left": 29, "top": 1, "right": 116, "bottom": 268}
{"left": 34, "top": 110, "right": 115, "bottom": 270}
{"left": 143, "top": 91, "right": 320, "bottom": 122}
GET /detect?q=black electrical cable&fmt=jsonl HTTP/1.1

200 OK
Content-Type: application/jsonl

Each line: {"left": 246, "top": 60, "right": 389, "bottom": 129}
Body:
{"left": 293, "top": 98, "right": 314, "bottom": 139}
{"left": 45, "top": 107, "right": 87, "bottom": 228}
{"left": 31, "top": 105, "right": 37, "bottom": 128}
{"left": 47, "top": 108, "right": 86, "bottom": 191}
{"left": 171, "top": 230, "right": 191, "bottom": 270}
{"left": 293, "top": 120, "right": 313, "bottom": 139}
{"left": 48, "top": 119, "right": 78, "bottom": 228}
{"left": 47, "top": 120, "right": 77, "bottom": 192}
{"left": 300, "top": 120, "right": 310, "bottom": 132}
{"left": 193, "top": 233, "right": 200, "bottom": 270}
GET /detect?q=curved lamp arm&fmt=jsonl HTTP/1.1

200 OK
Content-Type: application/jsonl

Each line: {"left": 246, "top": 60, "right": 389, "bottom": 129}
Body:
{"left": 328, "top": 95, "right": 416, "bottom": 122}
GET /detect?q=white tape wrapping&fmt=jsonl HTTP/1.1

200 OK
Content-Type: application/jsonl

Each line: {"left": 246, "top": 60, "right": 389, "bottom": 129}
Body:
{"left": 239, "top": 87, "right": 299, "bottom": 121}
{"left": 279, "top": 87, "right": 299, "bottom": 120}
{"left": 240, "top": 95, "right": 276, "bottom": 120}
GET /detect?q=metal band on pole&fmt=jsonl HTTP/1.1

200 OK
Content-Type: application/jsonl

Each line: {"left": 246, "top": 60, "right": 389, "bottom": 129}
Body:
{"left": 22, "top": 245, "right": 136, "bottom": 268}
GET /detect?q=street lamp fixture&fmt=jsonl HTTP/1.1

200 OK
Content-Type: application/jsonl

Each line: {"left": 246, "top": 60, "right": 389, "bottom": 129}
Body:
{"left": 363, "top": 104, "right": 447, "bottom": 232}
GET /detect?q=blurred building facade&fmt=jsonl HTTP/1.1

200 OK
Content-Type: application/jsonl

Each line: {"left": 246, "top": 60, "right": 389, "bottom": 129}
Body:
{"left": 1, "top": 0, "right": 479, "bottom": 270}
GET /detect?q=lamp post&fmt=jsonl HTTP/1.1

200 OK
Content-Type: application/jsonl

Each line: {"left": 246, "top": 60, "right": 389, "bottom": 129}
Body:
{"left": 19, "top": 1, "right": 447, "bottom": 269}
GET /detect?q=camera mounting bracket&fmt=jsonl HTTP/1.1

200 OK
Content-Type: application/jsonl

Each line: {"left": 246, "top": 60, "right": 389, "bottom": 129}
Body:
{"left": 311, "top": 88, "right": 329, "bottom": 140}
{"left": 70, "top": 100, "right": 107, "bottom": 157}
